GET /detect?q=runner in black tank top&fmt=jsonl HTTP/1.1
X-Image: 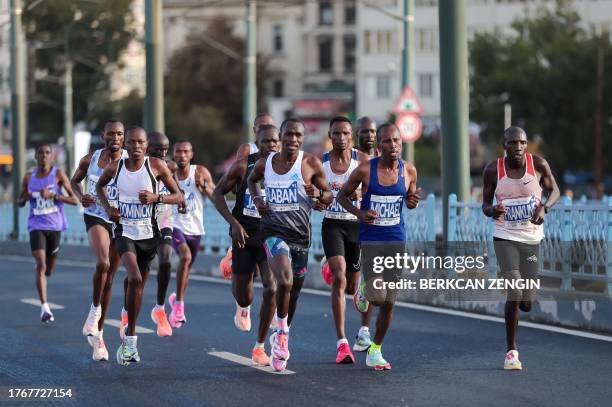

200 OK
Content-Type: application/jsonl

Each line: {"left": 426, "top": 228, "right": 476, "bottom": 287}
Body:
{"left": 212, "top": 125, "right": 280, "bottom": 367}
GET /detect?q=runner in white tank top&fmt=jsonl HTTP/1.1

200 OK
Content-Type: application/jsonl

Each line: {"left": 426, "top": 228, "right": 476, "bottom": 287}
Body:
{"left": 168, "top": 141, "right": 215, "bottom": 330}
{"left": 96, "top": 127, "right": 183, "bottom": 366}
{"left": 70, "top": 119, "right": 126, "bottom": 362}
{"left": 482, "top": 126, "right": 560, "bottom": 371}
{"left": 319, "top": 117, "right": 370, "bottom": 365}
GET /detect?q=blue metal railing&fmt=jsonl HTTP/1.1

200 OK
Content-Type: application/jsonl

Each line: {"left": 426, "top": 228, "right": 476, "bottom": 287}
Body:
{"left": 447, "top": 194, "right": 612, "bottom": 295}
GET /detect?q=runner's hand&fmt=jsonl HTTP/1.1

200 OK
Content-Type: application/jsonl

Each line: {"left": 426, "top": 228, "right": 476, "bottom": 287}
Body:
{"left": 530, "top": 205, "right": 545, "bottom": 225}
{"left": 40, "top": 188, "right": 54, "bottom": 199}
{"left": 138, "top": 190, "right": 157, "bottom": 204}
{"left": 254, "top": 196, "right": 268, "bottom": 216}
{"left": 406, "top": 187, "right": 421, "bottom": 209}
{"left": 81, "top": 194, "right": 96, "bottom": 208}
{"left": 492, "top": 203, "right": 505, "bottom": 220}
{"left": 304, "top": 184, "right": 318, "bottom": 199}
{"left": 230, "top": 220, "right": 249, "bottom": 248}
{"left": 108, "top": 207, "right": 120, "bottom": 222}
{"left": 313, "top": 199, "right": 328, "bottom": 211}
{"left": 177, "top": 199, "right": 187, "bottom": 214}
{"left": 359, "top": 209, "right": 378, "bottom": 224}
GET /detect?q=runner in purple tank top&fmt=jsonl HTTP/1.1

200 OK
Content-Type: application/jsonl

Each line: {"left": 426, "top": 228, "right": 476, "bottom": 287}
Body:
{"left": 18, "top": 143, "right": 78, "bottom": 324}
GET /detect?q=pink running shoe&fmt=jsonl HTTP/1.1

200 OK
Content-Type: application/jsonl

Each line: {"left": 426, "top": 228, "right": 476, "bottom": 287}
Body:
{"left": 119, "top": 308, "right": 128, "bottom": 340}
{"left": 272, "top": 330, "right": 290, "bottom": 361}
{"left": 321, "top": 260, "right": 332, "bottom": 286}
{"left": 168, "top": 293, "right": 186, "bottom": 328}
{"left": 151, "top": 307, "right": 173, "bottom": 337}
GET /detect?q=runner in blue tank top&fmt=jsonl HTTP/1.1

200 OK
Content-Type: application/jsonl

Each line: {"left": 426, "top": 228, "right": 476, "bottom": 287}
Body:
{"left": 338, "top": 123, "right": 420, "bottom": 371}
{"left": 247, "top": 118, "right": 333, "bottom": 372}
{"left": 18, "top": 143, "right": 78, "bottom": 324}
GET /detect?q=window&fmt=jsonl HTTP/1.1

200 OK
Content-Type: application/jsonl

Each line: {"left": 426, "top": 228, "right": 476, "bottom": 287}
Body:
{"left": 365, "top": 30, "right": 395, "bottom": 54}
{"left": 364, "top": 30, "right": 371, "bottom": 54}
{"left": 376, "top": 75, "right": 391, "bottom": 99}
{"left": 417, "top": 28, "right": 437, "bottom": 53}
{"left": 273, "top": 79, "right": 284, "bottom": 97}
{"left": 419, "top": 73, "right": 434, "bottom": 98}
{"left": 345, "top": 0, "right": 356, "bottom": 25}
{"left": 319, "top": 1, "right": 333, "bottom": 25}
{"left": 344, "top": 35, "right": 356, "bottom": 73}
{"left": 273, "top": 25, "right": 283, "bottom": 52}
{"left": 318, "top": 37, "right": 333, "bottom": 71}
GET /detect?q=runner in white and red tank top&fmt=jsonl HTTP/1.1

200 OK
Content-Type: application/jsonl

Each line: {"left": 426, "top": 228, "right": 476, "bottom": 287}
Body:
{"left": 482, "top": 126, "right": 560, "bottom": 371}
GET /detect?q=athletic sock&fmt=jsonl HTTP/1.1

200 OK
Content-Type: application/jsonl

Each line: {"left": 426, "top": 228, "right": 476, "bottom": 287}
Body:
{"left": 359, "top": 326, "right": 369, "bottom": 335}
{"left": 91, "top": 303, "right": 101, "bottom": 313}
{"left": 154, "top": 304, "right": 164, "bottom": 311}
{"left": 176, "top": 300, "right": 184, "bottom": 307}
{"left": 41, "top": 302, "right": 51, "bottom": 313}
{"left": 337, "top": 338, "right": 349, "bottom": 348}
{"left": 277, "top": 316, "right": 289, "bottom": 332}
{"left": 126, "top": 335, "right": 137, "bottom": 349}
{"left": 369, "top": 342, "right": 382, "bottom": 353}
{"left": 254, "top": 342, "right": 264, "bottom": 349}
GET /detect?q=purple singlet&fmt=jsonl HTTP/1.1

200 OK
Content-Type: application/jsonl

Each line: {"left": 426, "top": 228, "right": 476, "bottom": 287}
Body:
{"left": 27, "top": 167, "right": 67, "bottom": 232}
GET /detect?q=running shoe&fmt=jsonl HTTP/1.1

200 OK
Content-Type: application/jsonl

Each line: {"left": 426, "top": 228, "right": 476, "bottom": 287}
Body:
{"left": 336, "top": 342, "right": 355, "bottom": 364}
{"left": 168, "top": 293, "right": 186, "bottom": 328}
{"left": 321, "top": 258, "right": 332, "bottom": 286}
{"left": 116, "top": 337, "right": 140, "bottom": 366}
{"left": 220, "top": 248, "right": 233, "bottom": 280}
{"left": 41, "top": 310, "right": 54, "bottom": 324}
{"left": 353, "top": 329, "right": 372, "bottom": 352}
{"left": 82, "top": 306, "right": 101, "bottom": 337}
{"left": 251, "top": 347, "right": 270, "bottom": 366}
{"left": 353, "top": 280, "right": 370, "bottom": 314}
{"left": 271, "top": 331, "right": 290, "bottom": 371}
{"left": 234, "top": 305, "right": 251, "bottom": 332}
{"left": 366, "top": 348, "right": 391, "bottom": 371}
{"left": 269, "top": 314, "right": 278, "bottom": 331}
{"left": 119, "top": 308, "right": 128, "bottom": 340}
{"left": 91, "top": 331, "right": 109, "bottom": 362}
{"left": 504, "top": 350, "right": 522, "bottom": 370}
{"left": 151, "top": 307, "right": 172, "bottom": 337}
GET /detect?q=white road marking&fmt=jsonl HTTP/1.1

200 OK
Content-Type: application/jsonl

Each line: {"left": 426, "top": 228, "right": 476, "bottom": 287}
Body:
{"left": 20, "top": 298, "right": 64, "bottom": 309}
{"left": 104, "top": 319, "right": 154, "bottom": 334}
{"left": 208, "top": 351, "right": 295, "bottom": 375}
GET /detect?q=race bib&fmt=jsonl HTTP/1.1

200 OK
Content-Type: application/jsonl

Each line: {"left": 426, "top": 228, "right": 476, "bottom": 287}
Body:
{"left": 243, "top": 190, "right": 264, "bottom": 218}
{"left": 370, "top": 194, "right": 402, "bottom": 226}
{"left": 87, "top": 175, "right": 118, "bottom": 207}
{"left": 118, "top": 197, "right": 153, "bottom": 227}
{"left": 266, "top": 180, "right": 299, "bottom": 212}
{"left": 502, "top": 195, "right": 539, "bottom": 229}
{"left": 324, "top": 182, "right": 358, "bottom": 220}
{"left": 31, "top": 188, "right": 58, "bottom": 216}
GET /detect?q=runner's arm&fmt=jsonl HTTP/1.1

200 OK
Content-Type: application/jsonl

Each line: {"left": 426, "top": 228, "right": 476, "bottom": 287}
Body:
{"left": 153, "top": 158, "right": 183, "bottom": 205}
{"left": 56, "top": 169, "right": 78, "bottom": 205}
{"left": 18, "top": 172, "right": 32, "bottom": 207}
{"left": 338, "top": 164, "right": 366, "bottom": 219}
{"left": 212, "top": 158, "right": 245, "bottom": 227}
{"left": 482, "top": 162, "right": 504, "bottom": 219}
{"left": 247, "top": 157, "right": 268, "bottom": 215}
{"left": 304, "top": 156, "right": 333, "bottom": 205}
{"left": 95, "top": 161, "right": 119, "bottom": 219}
{"left": 531, "top": 155, "right": 560, "bottom": 225}
{"left": 196, "top": 165, "right": 215, "bottom": 200}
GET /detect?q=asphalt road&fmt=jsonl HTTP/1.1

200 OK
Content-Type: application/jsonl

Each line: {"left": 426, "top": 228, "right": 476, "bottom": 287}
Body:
{"left": 1, "top": 257, "right": 611, "bottom": 407}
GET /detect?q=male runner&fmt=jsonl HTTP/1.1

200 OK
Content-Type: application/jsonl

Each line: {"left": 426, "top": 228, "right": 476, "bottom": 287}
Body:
{"left": 168, "top": 141, "right": 215, "bottom": 329}
{"left": 247, "top": 118, "right": 333, "bottom": 371}
{"left": 212, "top": 124, "right": 280, "bottom": 366}
{"left": 71, "top": 119, "right": 127, "bottom": 361}
{"left": 235, "top": 113, "right": 275, "bottom": 160}
{"left": 96, "top": 127, "right": 182, "bottom": 365}
{"left": 119, "top": 131, "right": 179, "bottom": 338}
{"left": 318, "top": 117, "right": 370, "bottom": 364}
{"left": 482, "top": 126, "right": 559, "bottom": 370}
{"left": 338, "top": 123, "right": 420, "bottom": 370}
{"left": 356, "top": 116, "right": 378, "bottom": 157}
{"left": 19, "top": 144, "right": 77, "bottom": 323}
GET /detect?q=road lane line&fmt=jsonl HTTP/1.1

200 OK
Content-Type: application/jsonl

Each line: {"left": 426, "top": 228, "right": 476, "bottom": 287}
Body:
{"left": 104, "top": 318, "right": 154, "bottom": 334}
{"left": 20, "top": 298, "right": 64, "bottom": 309}
{"left": 208, "top": 351, "right": 295, "bottom": 375}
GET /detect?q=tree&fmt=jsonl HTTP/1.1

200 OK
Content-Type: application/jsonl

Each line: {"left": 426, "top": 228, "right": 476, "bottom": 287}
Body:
{"left": 164, "top": 18, "right": 269, "bottom": 169}
{"left": 469, "top": 0, "right": 612, "bottom": 180}
{"left": 23, "top": 0, "right": 135, "bottom": 140}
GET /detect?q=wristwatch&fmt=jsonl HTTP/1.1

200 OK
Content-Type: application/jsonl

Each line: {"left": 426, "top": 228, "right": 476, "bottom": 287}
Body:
{"left": 543, "top": 204, "right": 550, "bottom": 214}
{"left": 319, "top": 188, "right": 325, "bottom": 199}
{"left": 156, "top": 194, "right": 164, "bottom": 204}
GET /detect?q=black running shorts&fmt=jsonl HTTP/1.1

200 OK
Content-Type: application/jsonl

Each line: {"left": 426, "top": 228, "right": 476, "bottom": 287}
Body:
{"left": 29, "top": 230, "right": 61, "bottom": 258}
{"left": 493, "top": 237, "right": 540, "bottom": 279}
{"left": 115, "top": 236, "right": 158, "bottom": 268}
{"left": 322, "top": 218, "right": 361, "bottom": 273}
{"left": 84, "top": 214, "right": 113, "bottom": 237}
{"left": 232, "top": 239, "right": 268, "bottom": 276}
{"left": 160, "top": 227, "right": 173, "bottom": 246}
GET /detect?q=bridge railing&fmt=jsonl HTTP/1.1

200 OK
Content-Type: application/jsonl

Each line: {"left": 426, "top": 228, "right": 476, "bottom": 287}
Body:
{"left": 447, "top": 194, "right": 612, "bottom": 296}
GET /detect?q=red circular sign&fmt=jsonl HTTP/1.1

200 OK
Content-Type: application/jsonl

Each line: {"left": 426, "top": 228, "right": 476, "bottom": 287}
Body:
{"left": 396, "top": 112, "right": 422, "bottom": 143}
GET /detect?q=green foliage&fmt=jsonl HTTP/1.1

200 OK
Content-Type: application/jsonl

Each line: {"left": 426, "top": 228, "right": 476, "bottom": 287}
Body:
{"left": 469, "top": 0, "right": 612, "bottom": 176}
{"left": 23, "top": 0, "right": 135, "bottom": 139}
{"left": 164, "top": 18, "right": 268, "bottom": 169}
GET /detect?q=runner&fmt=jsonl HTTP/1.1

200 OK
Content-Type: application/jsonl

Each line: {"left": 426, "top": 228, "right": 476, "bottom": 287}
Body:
{"left": 71, "top": 119, "right": 127, "bottom": 361}
{"left": 168, "top": 141, "right": 215, "bottom": 329}
{"left": 482, "top": 126, "right": 559, "bottom": 370}
{"left": 319, "top": 117, "right": 370, "bottom": 364}
{"left": 18, "top": 143, "right": 78, "bottom": 323}
{"left": 96, "top": 127, "right": 182, "bottom": 366}
{"left": 337, "top": 123, "right": 420, "bottom": 371}
{"left": 235, "top": 113, "right": 275, "bottom": 160}
{"left": 356, "top": 116, "right": 378, "bottom": 157}
{"left": 247, "top": 118, "right": 333, "bottom": 371}
{"left": 119, "top": 131, "right": 180, "bottom": 338}
{"left": 212, "top": 124, "right": 280, "bottom": 366}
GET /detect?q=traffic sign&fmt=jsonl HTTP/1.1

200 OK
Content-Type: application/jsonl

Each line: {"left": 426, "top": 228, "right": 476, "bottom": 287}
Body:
{"left": 396, "top": 112, "right": 422, "bottom": 143}
{"left": 393, "top": 86, "right": 424, "bottom": 115}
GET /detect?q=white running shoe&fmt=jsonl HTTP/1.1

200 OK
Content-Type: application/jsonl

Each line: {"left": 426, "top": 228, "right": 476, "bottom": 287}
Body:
{"left": 82, "top": 306, "right": 101, "bottom": 337}
{"left": 116, "top": 336, "right": 140, "bottom": 366}
{"left": 234, "top": 305, "right": 251, "bottom": 332}
{"left": 504, "top": 350, "right": 522, "bottom": 370}
{"left": 91, "top": 331, "right": 109, "bottom": 362}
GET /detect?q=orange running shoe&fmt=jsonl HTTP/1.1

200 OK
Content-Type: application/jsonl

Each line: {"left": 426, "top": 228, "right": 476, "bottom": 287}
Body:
{"left": 251, "top": 347, "right": 270, "bottom": 366}
{"left": 119, "top": 308, "right": 128, "bottom": 340}
{"left": 151, "top": 307, "right": 173, "bottom": 337}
